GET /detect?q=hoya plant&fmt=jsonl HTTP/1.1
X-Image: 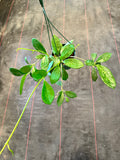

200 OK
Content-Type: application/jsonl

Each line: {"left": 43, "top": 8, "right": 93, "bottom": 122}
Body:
{"left": 0, "top": 0, "right": 116, "bottom": 156}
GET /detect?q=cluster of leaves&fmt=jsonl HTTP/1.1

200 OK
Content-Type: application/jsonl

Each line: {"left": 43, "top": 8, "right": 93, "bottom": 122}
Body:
{"left": 85, "top": 52, "right": 116, "bottom": 89}
{"left": 9, "top": 35, "right": 116, "bottom": 107}
{"left": 10, "top": 35, "right": 83, "bottom": 106}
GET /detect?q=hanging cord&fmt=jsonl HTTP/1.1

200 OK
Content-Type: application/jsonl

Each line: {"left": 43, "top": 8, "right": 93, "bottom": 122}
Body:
{"left": 42, "top": 8, "right": 52, "bottom": 50}
{"left": 43, "top": 8, "right": 70, "bottom": 43}
{"left": 42, "top": 8, "right": 59, "bottom": 55}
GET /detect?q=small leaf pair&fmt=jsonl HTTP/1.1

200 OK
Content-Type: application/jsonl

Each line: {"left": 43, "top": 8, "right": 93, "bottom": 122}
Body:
{"left": 57, "top": 91, "right": 77, "bottom": 106}
{"left": 85, "top": 52, "right": 112, "bottom": 66}
{"left": 9, "top": 65, "right": 32, "bottom": 76}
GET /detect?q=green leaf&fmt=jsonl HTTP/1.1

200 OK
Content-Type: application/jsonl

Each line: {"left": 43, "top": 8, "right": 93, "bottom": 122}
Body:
{"left": 9, "top": 68, "right": 24, "bottom": 76}
{"left": 92, "top": 67, "right": 98, "bottom": 81}
{"left": 20, "top": 74, "right": 27, "bottom": 95}
{"left": 91, "top": 53, "right": 97, "bottom": 61}
{"left": 63, "top": 58, "right": 84, "bottom": 69}
{"left": 42, "top": 80, "right": 55, "bottom": 105}
{"left": 50, "top": 66, "right": 61, "bottom": 84}
{"left": 65, "top": 97, "right": 69, "bottom": 102}
{"left": 25, "top": 57, "right": 29, "bottom": 64}
{"left": 60, "top": 44, "right": 75, "bottom": 60}
{"left": 56, "top": 81, "right": 62, "bottom": 86}
{"left": 32, "top": 69, "right": 47, "bottom": 81}
{"left": 96, "top": 65, "right": 116, "bottom": 89}
{"left": 20, "top": 65, "right": 32, "bottom": 74}
{"left": 65, "top": 91, "right": 77, "bottom": 98}
{"left": 40, "top": 55, "right": 49, "bottom": 70}
{"left": 96, "top": 52, "right": 112, "bottom": 63}
{"left": 85, "top": 60, "right": 94, "bottom": 66}
{"left": 35, "top": 54, "right": 45, "bottom": 59}
{"left": 62, "top": 67, "right": 68, "bottom": 80}
{"left": 51, "top": 35, "right": 62, "bottom": 55}
{"left": 57, "top": 91, "right": 64, "bottom": 106}
{"left": 32, "top": 38, "right": 47, "bottom": 54}
{"left": 39, "top": 0, "right": 44, "bottom": 7}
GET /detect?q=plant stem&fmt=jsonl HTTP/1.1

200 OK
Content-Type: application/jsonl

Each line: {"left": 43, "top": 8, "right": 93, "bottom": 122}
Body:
{"left": 16, "top": 48, "right": 47, "bottom": 55}
{"left": 16, "top": 48, "right": 37, "bottom": 52}
{"left": 0, "top": 78, "right": 43, "bottom": 155}
{"left": 70, "top": 56, "right": 86, "bottom": 62}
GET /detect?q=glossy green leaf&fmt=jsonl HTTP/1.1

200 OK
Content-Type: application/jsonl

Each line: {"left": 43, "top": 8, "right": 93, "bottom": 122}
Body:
{"left": 65, "top": 97, "right": 69, "bottom": 102}
{"left": 60, "top": 44, "right": 75, "bottom": 60}
{"left": 56, "top": 81, "right": 62, "bottom": 86}
{"left": 20, "top": 65, "right": 32, "bottom": 74}
{"left": 40, "top": 55, "right": 49, "bottom": 70}
{"left": 96, "top": 65, "right": 116, "bottom": 89}
{"left": 35, "top": 54, "right": 45, "bottom": 59}
{"left": 50, "top": 66, "right": 61, "bottom": 84}
{"left": 32, "top": 38, "right": 47, "bottom": 54}
{"left": 91, "top": 53, "right": 97, "bottom": 61}
{"left": 20, "top": 74, "right": 27, "bottom": 95}
{"left": 9, "top": 68, "right": 24, "bottom": 76}
{"left": 57, "top": 91, "right": 64, "bottom": 106}
{"left": 65, "top": 91, "right": 77, "bottom": 98}
{"left": 32, "top": 69, "right": 47, "bottom": 81}
{"left": 63, "top": 58, "right": 84, "bottom": 69}
{"left": 96, "top": 52, "right": 112, "bottom": 63}
{"left": 39, "top": 0, "right": 44, "bottom": 7}
{"left": 25, "top": 57, "right": 29, "bottom": 64}
{"left": 51, "top": 35, "right": 62, "bottom": 55}
{"left": 62, "top": 67, "right": 68, "bottom": 80}
{"left": 42, "top": 80, "right": 55, "bottom": 105}
{"left": 85, "top": 60, "right": 94, "bottom": 66}
{"left": 92, "top": 67, "right": 98, "bottom": 81}
{"left": 60, "top": 41, "right": 73, "bottom": 53}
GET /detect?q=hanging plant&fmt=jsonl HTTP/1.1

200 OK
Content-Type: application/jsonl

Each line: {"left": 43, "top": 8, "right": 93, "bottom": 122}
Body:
{"left": 0, "top": 0, "right": 116, "bottom": 155}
